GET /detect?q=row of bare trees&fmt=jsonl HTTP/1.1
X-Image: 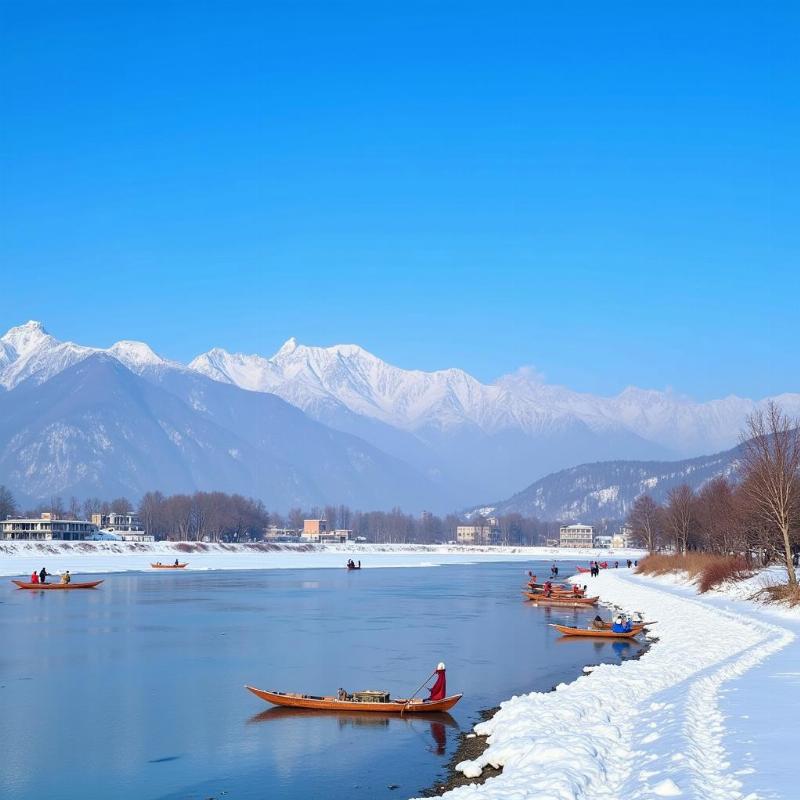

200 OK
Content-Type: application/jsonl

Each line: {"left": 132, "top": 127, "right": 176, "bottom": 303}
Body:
{"left": 628, "top": 403, "right": 800, "bottom": 587}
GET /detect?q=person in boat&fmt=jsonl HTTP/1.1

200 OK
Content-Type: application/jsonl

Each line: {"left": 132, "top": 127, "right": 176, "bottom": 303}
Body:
{"left": 30, "top": 570, "right": 39, "bottom": 584}
{"left": 591, "top": 614, "right": 605, "bottom": 630}
{"left": 39, "top": 567, "right": 48, "bottom": 585}
{"left": 357, "top": 560, "right": 361, "bottom": 568}
{"left": 572, "top": 584, "right": 582, "bottom": 595}
{"left": 347, "top": 559, "right": 354, "bottom": 569}
{"left": 611, "top": 615, "right": 625, "bottom": 633}
{"left": 542, "top": 580, "right": 553, "bottom": 598}
{"left": 61, "top": 570, "right": 71, "bottom": 585}
{"left": 174, "top": 559, "right": 179, "bottom": 567}
{"left": 427, "top": 662, "right": 447, "bottom": 702}
{"left": 337, "top": 687, "right": 348, "bottom": 701}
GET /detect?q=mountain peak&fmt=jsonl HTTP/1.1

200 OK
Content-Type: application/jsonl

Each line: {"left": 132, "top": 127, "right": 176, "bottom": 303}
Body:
{"left": 277, "top": 337, "right": 298, "bottom": 356}
{"left": 109, "top": 340, "right": 165, "bottom": 368}
{"left": 1, "top": 320, "right": 52, "bottom": 354}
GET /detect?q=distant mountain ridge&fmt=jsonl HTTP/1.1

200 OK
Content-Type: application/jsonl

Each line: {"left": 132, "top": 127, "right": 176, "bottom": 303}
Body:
{"left": 0, "top": 320, "right": 797, "bottom": 509}
{"left": 480, "top": 443, "right": 743, "bottom": 522}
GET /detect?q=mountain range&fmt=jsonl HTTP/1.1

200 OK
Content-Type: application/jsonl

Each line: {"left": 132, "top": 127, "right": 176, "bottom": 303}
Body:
{"left": 0, "top": 320, "right": 795, "bottom": 511}
{"left": 477, "top": 442, "right": 744, "bottom": 522}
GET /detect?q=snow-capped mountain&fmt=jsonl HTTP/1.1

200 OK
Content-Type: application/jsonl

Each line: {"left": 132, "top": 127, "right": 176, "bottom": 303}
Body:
{"left": 189, "top": 337, "right": 800, "bottom": 462}
{"left": 0, "top": 320, "right": 175, "bottom": 389}
{"left": 2, "top": 320, "right": 798, "bottom": 509}
{"left": 481, "top": 443, "right": 744, "bottom": 522}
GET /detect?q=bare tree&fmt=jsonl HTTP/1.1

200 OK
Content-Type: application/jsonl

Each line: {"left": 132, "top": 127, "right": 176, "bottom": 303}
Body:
{"left": 740, "top": 402, "right": 800, "bottom": 587}
{"left": 0, "top": 485, "right": 17, "bottom": 520}
{"left": 627, "top": 494, "right": 663, "bottom": 554}
{"left": 665, "top": 484, "right": 694, "bottom": 553}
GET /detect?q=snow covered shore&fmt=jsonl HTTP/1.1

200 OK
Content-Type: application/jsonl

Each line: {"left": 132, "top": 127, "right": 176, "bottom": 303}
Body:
{"left": 0, "top": 541, "right": 643, "bottom": 578}
{"left": 433, "top": 567, "right": 799, "bottom": 800}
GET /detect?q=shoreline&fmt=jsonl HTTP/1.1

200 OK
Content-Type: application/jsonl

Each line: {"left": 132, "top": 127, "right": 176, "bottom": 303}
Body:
{"left": 411, "top": 568, "right": 800, "bottom": 799}
{"left": 421, "top": 629, "right": 652, "bottom": 797}
{"left": 0, "top": 541, "right": 645, "bottom": 578}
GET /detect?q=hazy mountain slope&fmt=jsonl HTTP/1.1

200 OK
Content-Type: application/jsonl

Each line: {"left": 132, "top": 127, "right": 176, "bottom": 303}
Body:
{"left": 485, "top": 444, "right": 743, "bottom": 522}
{"left": 0, "top": 355, "right": 443, "bottom": 511}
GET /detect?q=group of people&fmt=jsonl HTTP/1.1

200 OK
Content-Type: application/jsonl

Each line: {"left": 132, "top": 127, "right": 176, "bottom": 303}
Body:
{"left": 588, "top": 561, "right": 603, "bottom": 577}
{"left": 28, "top": 567, "right": 71, "bottom": 585}
{"left": 589, "top": 613, "right": 635, "bottom": 632}
{"left": 346, "top": 559, "right": 361, "bottom": 569}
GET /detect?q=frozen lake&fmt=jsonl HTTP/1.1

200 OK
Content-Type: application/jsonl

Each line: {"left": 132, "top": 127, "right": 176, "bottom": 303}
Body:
{"left": 1, "top": 561, "right": 639, "bottom": 799}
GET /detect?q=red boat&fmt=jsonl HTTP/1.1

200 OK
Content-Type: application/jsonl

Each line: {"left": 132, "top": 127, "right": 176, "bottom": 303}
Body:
{"left": 12, "top": 580, "right": 104, "bottom": 590}
{"left": 575, "top": 566, "right": 591, "bottom": 574}
{"left": 245, "top": 686, "right": 462, "bottom": 714}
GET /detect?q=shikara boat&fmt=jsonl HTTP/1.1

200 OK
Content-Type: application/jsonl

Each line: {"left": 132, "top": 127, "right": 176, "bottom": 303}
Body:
{"left": 346, "top": 565, "right": 361, "bottom": 570}
{"left": 151, "top": 563, "right": 188, "bottom": 569}
{"left": 12, "top": 580, "right": 104, "bottom": 590}
{"left": 522, "top": 592, "right": 600, "bottom": 607}
{"left": 526, "top": 586, "right": 586, "bottom": 598}
{"left": 550, "top": 623, "right": 642, "bottom": 638}
{"left": 245, "top": 685, "right": 463, "bottom": 714}
{"left": 575, "top": 566, "right": 591, "bottom": 574}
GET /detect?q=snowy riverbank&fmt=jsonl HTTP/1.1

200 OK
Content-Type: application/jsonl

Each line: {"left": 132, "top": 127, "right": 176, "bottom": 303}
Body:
{"left": 431, "top": 566, "right": 799, "bottom": 800}
{"left": 0, "top": 541, "right": 644, "bottom": 578}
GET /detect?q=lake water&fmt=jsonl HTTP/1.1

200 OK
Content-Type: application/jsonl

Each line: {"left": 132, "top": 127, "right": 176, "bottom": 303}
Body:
{"left": 1, "top": 561, "right": 638, "bottom": 799}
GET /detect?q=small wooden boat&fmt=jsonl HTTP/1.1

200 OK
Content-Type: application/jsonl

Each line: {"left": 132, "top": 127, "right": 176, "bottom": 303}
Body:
{"left": 526, "top": 585, "right": 586, "bottom": 597}
{"left": 575, "top": 566, "right": 591, "bottom": 574}
{"left": 550, "top": 623, "right": 642, "bottom": 638}
{"left": 151, "top": 563, "right": 188, "bottom": 569}
{"left": 346, "top": 565, "right": 361, "bottom": 570}
{"left": 245, "top": 685, "right": 463, "bottom": 714}
{"left": 522, "top": 592, "right": 599, "bottom": 607}
{"left": 12, "top": 580, "right": 104, "bottom": 590}
{"left": 598, "top": 561, "right": 609, "bottom": 569}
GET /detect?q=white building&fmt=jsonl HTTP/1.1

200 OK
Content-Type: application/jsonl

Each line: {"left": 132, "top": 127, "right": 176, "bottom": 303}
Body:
{"left": 456, "top": 519, "right": 501, "bottom": 545}
{"left": 91, "top": 512, "right": 154, "bottom": 542}
{"left": 559, "top": 523, "right": 594, "bottom": 548}
{"left": 1, "top": 513, "right": 97, "bottom": 541}
{"left": 612, "top": 525, "right": 632, "bottom": 549}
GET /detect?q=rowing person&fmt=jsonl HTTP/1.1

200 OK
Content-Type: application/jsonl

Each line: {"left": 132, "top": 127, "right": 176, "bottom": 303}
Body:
{"left": 39, "top": 567, "right": 48, "bottom": 584}
{"left": 174, "top": 559, "right": 179, "bottom": 567}
{"left": 427, "top": 662, "right": 447, "bottom": 702}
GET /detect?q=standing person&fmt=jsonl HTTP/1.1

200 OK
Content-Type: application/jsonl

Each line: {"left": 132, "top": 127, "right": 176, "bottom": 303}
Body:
{"left": 627, "top": 559, "right": 632, "bottom": 568}
{"left": 39, "top": 567, "right": 48, "bottom": 585}
{"left": 614, "top": 561, "right": 619, "bottom": 568}
{"left": 554, "top": 565, "right": 559, "bottom": 577}
{"left": 30, "top": 570, "right": 39, "bottom": 584}
{"left": 427, "top": 663, "right": 447, "bottom": 702}
{"left": 61, "top": 570, "right": 71, "bottom": 584}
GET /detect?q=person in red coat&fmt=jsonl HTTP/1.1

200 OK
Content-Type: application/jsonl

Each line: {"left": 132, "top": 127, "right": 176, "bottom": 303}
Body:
{"left": 30, "top": 571, "right": 39, "bottom": 584}
{"left": 428, "top": 662, "right": 447, "bottom": 701}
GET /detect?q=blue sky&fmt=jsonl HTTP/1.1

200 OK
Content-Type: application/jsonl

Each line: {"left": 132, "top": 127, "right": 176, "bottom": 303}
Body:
{"left": 1, "top": 2, "right": 796, "bottom": 399}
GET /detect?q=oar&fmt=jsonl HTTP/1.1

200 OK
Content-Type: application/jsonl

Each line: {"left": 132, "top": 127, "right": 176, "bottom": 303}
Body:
{"left": 401, "top": 670, "right": 436, "bottom": 716}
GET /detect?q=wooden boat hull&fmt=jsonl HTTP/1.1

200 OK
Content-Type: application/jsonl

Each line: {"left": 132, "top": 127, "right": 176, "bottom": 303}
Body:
{"left": 151, "top": 563, "right": 188, "bottom": 569}
{"left": 526, "top": 587, "right": 586, "bottom": 598}
{"left": 522, "top": 592, "right": 599, "bottom": 607}
{"left": 551, "top": 623, "right": 642, "bottom": 638}
{"left": 12, "top": 580, "right": 104, "bottom": 590}
{"left": 575, "top": 566, "right": 591, "bottom": 574}
{"left": 245, "top": 685, "right": 463, "bottom": 713}
{"left": 346, "top": 566, "right": 361, "bottom": 570}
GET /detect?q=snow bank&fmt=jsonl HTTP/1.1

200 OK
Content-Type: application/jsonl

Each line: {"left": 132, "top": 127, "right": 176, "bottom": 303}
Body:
{"left": 426, "top": 567, "right": 797, "bottom": 800}
{"left": 0, "top": 541, "right": 644, "bottom": 578}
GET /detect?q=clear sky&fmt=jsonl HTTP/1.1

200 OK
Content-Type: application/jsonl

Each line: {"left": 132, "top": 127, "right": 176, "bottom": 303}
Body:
{"left": 1, "top": 2, "right": 796, "bottom": 399}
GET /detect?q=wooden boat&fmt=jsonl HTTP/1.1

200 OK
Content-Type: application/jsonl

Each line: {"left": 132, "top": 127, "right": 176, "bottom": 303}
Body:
{"left": 522, "top": 592, "right": 599, "bottom": 607}
{"left": 575, "top": 566, "right": 591, "bottom": 574}
{"left": 151, "top": 563, "right": 188, "bottom": 569}
{"left": 550, "top": 623, "right": 642, "bottom": 638}
{"left": 526, "top": 586, "right": 586, "bottom": 597}
{"left": 12, "top": 579, "right": 104, "bottom": 590}
{"left": 346, "top": 565, "right": 361, "bottom": 570}
{"left": 598, "top": 561, "right": 609, "bottom": 569}
{"left": 245, "top": 685, "right": 463, "bottom": 714}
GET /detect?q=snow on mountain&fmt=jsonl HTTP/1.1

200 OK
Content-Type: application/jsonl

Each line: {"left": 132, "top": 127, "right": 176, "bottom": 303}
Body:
{"left": 188, "top": 338, "right": 797, "bottom": 453}
{"left": 0, "top": 321, "right": 175, "bottom": 389}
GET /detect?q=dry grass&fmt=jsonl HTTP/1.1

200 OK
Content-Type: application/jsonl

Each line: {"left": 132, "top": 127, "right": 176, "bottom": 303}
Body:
{"left": 757, "top": 583, "right": 800, "bottom": 607}
{"left": 636, "top": 553, "right": 751, "bottom": 593}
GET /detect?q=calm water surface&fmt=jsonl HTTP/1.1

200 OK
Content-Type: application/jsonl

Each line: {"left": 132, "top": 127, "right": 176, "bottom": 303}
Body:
{"left": 1, "top": 561, "right": 638, "bottom": 799}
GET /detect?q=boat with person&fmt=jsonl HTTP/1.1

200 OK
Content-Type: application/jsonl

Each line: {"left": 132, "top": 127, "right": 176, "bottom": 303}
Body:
{"left": 522, "top": 592, "right": 600, "bottom": 606}
{"left": 550, "top": 623, "right": 642, "bottom": 638}
{"left": 151, "top": 562, "right": 188, "bottom": 569}
{"left": 245, "top": 686, "right": 462, "bottom": 713}
{"left": 12, "top": 579, "right": 104, "bottom": 590}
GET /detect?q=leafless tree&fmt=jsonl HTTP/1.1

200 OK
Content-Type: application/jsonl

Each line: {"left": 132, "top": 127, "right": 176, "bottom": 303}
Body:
{"left": 627, "top": 494, "right": 663, "bottom": 554}
{"left": 740, "top": 402, "right": 800, "bottom": 587}
{"left": 0, "top": 485, "right": 16, "bottom": 520}
{"left": 665, "top": 484, "right": 694, "bottom": 553}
